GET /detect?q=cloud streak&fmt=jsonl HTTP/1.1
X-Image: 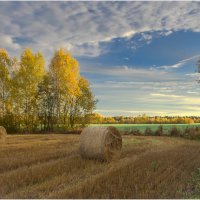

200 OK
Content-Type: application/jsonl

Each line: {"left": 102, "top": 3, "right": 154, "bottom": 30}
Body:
{"left": 156, "top": 55, "right": 200, "bottom": 71}
{"left": 81, "top": 64, "right": 185, "bottom": 82}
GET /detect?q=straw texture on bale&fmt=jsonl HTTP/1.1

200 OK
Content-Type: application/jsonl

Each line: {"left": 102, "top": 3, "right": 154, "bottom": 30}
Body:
{"left": 80, "top": 126, "right": 122, "bottom": 161}
{"left": 0, "top": 126, "right": 7, "bottom": 143}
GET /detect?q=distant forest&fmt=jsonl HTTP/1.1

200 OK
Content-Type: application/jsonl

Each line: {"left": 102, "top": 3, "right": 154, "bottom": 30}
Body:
{"left": 89, "top": 113, "right": 200, "bottom": 124}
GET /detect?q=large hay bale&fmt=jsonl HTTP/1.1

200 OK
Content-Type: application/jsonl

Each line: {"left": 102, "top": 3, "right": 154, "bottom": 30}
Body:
{"left": 0, "top": 126, "right": 7, "bottom": 143}
{"left": 80, "top": 126, "right": 122, "bottom": 161}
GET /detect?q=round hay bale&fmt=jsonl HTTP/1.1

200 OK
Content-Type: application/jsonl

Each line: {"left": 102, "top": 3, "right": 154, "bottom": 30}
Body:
{"left": 0, "top": 126, "right": 7, "bottom": 143}
{"left": 80, "top": 126, "right": 122, "bottom": 161}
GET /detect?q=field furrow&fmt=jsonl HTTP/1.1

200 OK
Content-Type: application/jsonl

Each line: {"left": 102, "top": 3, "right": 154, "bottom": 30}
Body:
{"left": 1, "top": 134, "right": 200, "bottom": 198}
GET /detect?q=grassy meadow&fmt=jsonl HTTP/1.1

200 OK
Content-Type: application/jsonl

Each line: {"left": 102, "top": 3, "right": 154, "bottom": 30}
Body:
{"left": 90, "top": 123, "right": 200, "bottom": 133}
{"left": 1, "top": 134, "right": 200, "bottom": 198}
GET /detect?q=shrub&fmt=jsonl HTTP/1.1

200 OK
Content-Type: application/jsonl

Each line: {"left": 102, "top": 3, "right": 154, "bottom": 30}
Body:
{"left": 170, "top": 126, "right": 181, "bottom": 137}
{"left": 185, "top": 127, "right": 200, "bottom": 140}
{"left": 130, "top": 129, "right": 142, "bottom": 136}
{"left": 155, "top": 125, "right": 163, "bottom": 136}
{"left": 122, "top": 128, "right": 142, "bottom": 136}
{"left": 144, "top": 127, "right": 154, "bottom": 136}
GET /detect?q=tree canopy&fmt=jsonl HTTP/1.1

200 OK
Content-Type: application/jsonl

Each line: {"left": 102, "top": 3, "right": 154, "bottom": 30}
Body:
{"left": 0, "top": 48, "right": 97, "bottom": 133}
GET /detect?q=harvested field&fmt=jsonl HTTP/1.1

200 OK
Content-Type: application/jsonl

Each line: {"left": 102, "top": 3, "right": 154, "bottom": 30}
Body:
{"left": 0, "top": 134, "right": 200, "bottom": 198}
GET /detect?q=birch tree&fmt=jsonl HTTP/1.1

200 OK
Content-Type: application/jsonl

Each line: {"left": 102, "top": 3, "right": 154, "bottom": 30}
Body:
{"left": 0, "top": 49, "right": 13, "bottom": 123}
{"left": 12, "top": 49, "right": 45, "bottom": 132}
{"left": 49, "top": 48, "right": 80, "bottom": 129}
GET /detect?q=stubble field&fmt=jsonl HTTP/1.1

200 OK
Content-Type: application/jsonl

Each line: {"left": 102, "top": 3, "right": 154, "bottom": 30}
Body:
{"left": 0, "top": 134, "right": 200, "bottom": 198}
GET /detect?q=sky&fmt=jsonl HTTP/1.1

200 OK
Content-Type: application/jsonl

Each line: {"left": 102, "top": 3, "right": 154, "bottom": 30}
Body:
{"left": 1, "top": 1, "right": 200, "bottom": 116}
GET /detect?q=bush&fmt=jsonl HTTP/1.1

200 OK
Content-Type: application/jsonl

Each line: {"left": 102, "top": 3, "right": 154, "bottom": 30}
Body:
{"left": 144, "top": 127, "right": 154, "bottom": 136}
{"left": 155, "top": 125, "right": 163, "bottom": 136}
{"left": 170, "top": 126, "right": 181, "bottom": 137}
{"left": 122, "top": 128, "right": 142, "bottom": 136}
{"left": 185, "top": 127, "right": 200, "bottom": 140}
{"left": 129, "top": 129, "right": 142, "bottom": 136}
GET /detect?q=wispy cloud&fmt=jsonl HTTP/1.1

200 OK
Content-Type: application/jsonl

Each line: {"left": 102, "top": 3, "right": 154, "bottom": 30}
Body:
{"left": 82, "top": 64, "right": 183, "bottom": 82}
{"left": 187, "top": 91, "right": 199, "bottom": 94}
{"left": 95, "top": 109, "right": 166, "bottom": 116}
{"left": 156, "top": 55, "right": 200, "bottom": 71}
{"left": 91, "top": 79, "right": 200, "bottom": 116}
{"left": 150, "top": 92, "right": 200, "bottom": 106}
{"left": 150, "top": 93, "right": 183, "bottom": 98}
{"left": 157, "top": 62, "right": 184, "bottom": 70}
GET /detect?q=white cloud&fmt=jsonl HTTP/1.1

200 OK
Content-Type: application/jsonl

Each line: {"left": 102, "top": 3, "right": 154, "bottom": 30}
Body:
{"left": 0, "top": 34, "right": 20, "bottom": 50}
{"left": 140, "top": 33, "right": 153, "bottom": 44}
{"left": 122, "top": 30, "right": 136, "bottom": 39}
{"left": 160, "top": 30, "right": 173, "bottom": 36}
{"left": 1, "top": 2, "right": 200, "bottom": 57}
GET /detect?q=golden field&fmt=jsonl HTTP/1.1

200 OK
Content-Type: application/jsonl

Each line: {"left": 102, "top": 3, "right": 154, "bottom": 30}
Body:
{"left": 0, "top": 134, "right": 200, "bottom": 198}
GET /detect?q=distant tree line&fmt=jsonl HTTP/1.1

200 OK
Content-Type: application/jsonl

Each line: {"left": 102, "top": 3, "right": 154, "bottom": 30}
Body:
{"left": 0, "top": 48, "right": 97, "bottom": 133}
{"left": 88, "top": 113, "right": 199, "bottom": 124}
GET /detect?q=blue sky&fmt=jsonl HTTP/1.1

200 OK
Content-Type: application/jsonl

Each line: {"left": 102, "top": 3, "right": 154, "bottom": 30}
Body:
{"left": 1, "top": 1, "right": 200, "bottom": 116}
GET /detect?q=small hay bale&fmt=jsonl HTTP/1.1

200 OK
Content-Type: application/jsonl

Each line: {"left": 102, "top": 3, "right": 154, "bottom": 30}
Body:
{"left": 0, "top": 126, "right": 7, "bottom": 143}
{"left": 80, "top": 126, "right": 122, "bottom": 161}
